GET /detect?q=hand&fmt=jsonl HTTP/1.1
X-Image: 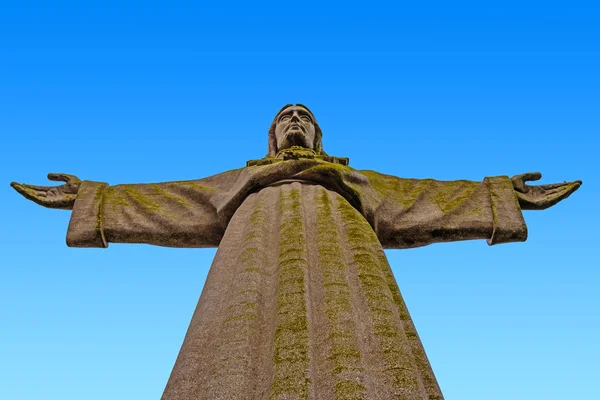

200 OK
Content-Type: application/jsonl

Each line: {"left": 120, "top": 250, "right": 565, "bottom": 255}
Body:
{"left": 11, "top": 173, "right": 82, "bottom": 210}
{"left": 511, "top": 172, "right": 582, "bottom": 210}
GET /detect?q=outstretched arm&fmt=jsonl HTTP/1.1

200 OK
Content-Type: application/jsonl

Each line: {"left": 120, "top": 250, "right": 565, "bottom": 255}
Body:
{"left": 11, "top": 170, "right": 241, "bottom": 248}
{"left": 360, "top": 170, "right": 580, "bottom": 249}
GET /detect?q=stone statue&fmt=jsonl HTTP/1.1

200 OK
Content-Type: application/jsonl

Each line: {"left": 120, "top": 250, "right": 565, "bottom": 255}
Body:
{"left": 11, "top": 104, "right": 581, "bottom": 400}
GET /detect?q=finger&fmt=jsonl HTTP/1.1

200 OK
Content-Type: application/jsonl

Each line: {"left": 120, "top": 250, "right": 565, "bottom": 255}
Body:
{"left": 11, "top": 181, "right": 53, "bottom": 191}
{"left": 546, "top": 181, "right": 581, "bottom": 195}
{"left": 538, "top": 182, "right": 581, "bottom": 209}
{"left": 521, "top": 172, "right": 542, "bottom": 182}
{"left": 21, "top": 183, "right": 54, "bottom": 191}
{"left": 20, "top": 185, "right": 47, "bottom": 198}
{"left": 543, "top": 191, "right": 573, "bottom": 209}
{"left": 540, "top": 179, "right": 582, "bottom": 190}
{"left": 11, "top": 183, "right": 48, "bottom": 204}
{"left": 11, "top": 183, "right": 43, "bottom": 196}
{"left": 566, "top": 180, "right": 582, "bottom": 194}
{"left": 539, "top": 182, "right": 569, "bottom": 190}
{"left": 48, "top": 173, "right": 79, "bottom": 183}
{"left": 511, "top": 172, "right": 542, "bottom": 193}
{"left": 536, "top": 185, "right": 571, "bottom": 197}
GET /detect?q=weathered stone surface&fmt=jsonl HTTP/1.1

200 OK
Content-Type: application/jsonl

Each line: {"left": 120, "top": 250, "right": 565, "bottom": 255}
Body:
{"left": 10, "top": 104, "right": 582, "bottom": 399}
{"left": 163, "top": 183, "right": 444, "bottom": 400}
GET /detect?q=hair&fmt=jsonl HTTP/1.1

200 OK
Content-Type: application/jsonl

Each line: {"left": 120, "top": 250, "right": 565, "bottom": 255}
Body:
{"left": 267, "top": 103, "right": 326, "bottom": 157}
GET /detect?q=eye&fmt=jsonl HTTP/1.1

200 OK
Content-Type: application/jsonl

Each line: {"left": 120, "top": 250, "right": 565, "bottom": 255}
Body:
{"left": 279, "top": 115, "right": 291, "bottom": 122}
{"left": 301, "top": 115, "right": 312, "bottom": 122}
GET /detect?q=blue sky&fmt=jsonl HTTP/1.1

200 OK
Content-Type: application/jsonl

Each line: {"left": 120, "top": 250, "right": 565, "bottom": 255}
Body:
{"left": 1, "top": 2, "right": 598, "bottom": 399}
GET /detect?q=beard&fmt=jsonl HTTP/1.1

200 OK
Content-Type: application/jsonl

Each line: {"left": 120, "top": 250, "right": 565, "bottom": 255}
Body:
{"left": 279, "top": 130, "right": 311, "bottom": 150}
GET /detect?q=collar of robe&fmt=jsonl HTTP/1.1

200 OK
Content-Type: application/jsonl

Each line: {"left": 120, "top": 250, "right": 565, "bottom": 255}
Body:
{"left": 246, "top": 146, "right": 350, "bottom": 167}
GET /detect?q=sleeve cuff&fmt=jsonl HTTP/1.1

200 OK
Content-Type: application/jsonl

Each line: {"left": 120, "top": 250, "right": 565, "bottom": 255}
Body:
{"left": 485, "top": 176, "right": 528, "bottom": 245}
{"left": 66, "top": 181, "right": 109, "bottom": 248}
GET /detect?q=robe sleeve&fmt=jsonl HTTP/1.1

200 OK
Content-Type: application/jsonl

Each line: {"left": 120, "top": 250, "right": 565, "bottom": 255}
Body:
{"left": 66, "top": 170, "right": 241, "bottom": 248}
{"left": 360, "top": 171, "right": 528, "bottom": 249}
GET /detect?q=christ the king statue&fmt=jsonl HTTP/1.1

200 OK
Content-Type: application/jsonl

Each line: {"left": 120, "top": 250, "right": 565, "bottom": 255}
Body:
{"left": 12, "top": 104, "right": 581, "bottom": 400}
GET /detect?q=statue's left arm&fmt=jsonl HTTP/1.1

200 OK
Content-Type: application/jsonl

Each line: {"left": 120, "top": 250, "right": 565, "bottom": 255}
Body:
{"left": 359, "top": 170, "right": 581, "bottom": 249}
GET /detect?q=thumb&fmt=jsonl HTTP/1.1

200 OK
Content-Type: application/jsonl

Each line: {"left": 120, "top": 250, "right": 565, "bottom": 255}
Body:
{"left": 48, "top": 173, "right": 80, "bottom": 184}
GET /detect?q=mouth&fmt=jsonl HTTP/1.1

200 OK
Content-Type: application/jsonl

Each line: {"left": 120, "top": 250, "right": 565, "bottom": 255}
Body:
{"left": 285, "top": 129, "right": 306, "bottom": 139}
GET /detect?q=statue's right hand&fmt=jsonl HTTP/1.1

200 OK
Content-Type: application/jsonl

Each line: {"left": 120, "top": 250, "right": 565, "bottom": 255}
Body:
{"left": 10, "top": 173, "right": 82, "bottom": 210}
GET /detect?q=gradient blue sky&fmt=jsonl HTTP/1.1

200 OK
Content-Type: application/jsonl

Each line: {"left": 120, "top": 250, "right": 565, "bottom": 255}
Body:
{"left": 1, "top": 2, "right": 598, "bottom": 399}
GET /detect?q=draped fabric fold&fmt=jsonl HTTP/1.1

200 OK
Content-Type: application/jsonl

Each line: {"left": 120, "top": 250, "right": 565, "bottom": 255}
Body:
{"left": 163, "top": 183, "right": 443, "bottom": 400}
{"left": 63, "top": 157, "right": 528, "bottom": 399}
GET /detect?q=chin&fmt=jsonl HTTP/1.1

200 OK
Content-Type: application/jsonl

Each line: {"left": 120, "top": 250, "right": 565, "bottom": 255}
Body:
{"left": 281, "top": 134, "right": 310, "bottom": 150}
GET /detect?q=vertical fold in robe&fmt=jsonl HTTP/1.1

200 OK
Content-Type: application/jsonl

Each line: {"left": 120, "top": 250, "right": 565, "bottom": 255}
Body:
{"left": 163, "top": 185, "right": 280, "bottom": 399}
{"left": 270, "top": 183, "right": 313, "bottom": 399}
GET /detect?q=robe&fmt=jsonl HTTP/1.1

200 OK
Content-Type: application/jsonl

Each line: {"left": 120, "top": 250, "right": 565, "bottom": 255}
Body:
{"left": 66, "top": 158, "right": 527, "bottom": 400}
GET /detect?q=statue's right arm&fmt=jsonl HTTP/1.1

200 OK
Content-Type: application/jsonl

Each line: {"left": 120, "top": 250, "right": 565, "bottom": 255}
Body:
{"left": 11, "top": 170, "right": 242, "bottom": 248}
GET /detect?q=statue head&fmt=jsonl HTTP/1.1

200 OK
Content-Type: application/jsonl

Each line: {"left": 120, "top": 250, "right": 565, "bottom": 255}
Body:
{"left": 267, "top": 104, "right": 326, "bottom": 157}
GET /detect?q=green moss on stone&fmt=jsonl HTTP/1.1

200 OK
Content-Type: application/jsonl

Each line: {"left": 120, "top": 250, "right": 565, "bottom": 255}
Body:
{"left": 123, "top": 187, "right": 160, "bottom": 212}
{"left": 430, "top": 181, "right": 478, "bottom": 213}
{"left": 362, "top": 171, "right": 433, "bottom": 209}
{"left": 151, "top": 184, "right": 191, "bottom": 207}
{"left": 223, "top": 313, "right": 257, "bottom": 324}
{"left": 94, "top": 184, "right": 105, "bottom": 237}
{"left": 270, "top": 187, "right": 311, "bottom": 400}
{"left": 211, "top": 190, "right": 272, "bottom": 390}
{"left": 337, "top": 198, "right": 422, "bottom": 394}
{"left": 335, "top": 380, "right": 368, "bottom": 400}
{"left": 363, "top": 171, "right": 484, "bottom": 217}
{"left": 176, "top": 180, "right": 218, "bottom": 193}
{"left": 315, "top": 188, "right": 367, "bottom": 399}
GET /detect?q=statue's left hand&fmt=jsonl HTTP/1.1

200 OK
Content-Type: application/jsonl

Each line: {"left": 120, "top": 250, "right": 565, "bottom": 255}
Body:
{"left": 10, "top": 173, "right": 82, "bottom": 210}
{"left": 511, "top": 172, "right": 582, "bottom": 210}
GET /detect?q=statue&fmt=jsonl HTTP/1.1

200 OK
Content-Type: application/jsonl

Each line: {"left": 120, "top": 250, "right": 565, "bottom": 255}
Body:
{"left": 11, "top": 104, "right": 581, "bottom": 400}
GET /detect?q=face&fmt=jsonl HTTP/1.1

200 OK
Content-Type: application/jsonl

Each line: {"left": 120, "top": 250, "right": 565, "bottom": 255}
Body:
{"left": 274, "top": 106, "right": 316, "bottom": 151}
